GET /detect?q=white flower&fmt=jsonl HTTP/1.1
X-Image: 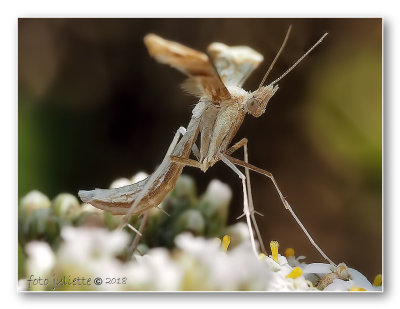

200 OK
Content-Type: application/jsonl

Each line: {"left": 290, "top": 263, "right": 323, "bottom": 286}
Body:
{"left": 20, "top": 190, "right": 50, "bottom": 217}
{"left": 203, "top": 179, "right": 232, "bottom": 205}
{"left": 347, "top": 268, "right": 381, "bottom": 291}
{"left": 25, "top": 241, "right": 55, "bottom": 277}
{"left": 303, "top": 262, "right": 332, "bottom": 276}
{"left": 51, "top": 193, "right": 81, "bottom": 219}
{"left": 58, "top": 227, "right": 129, "bottom": 265}
{"left": 303, "top": 262, "right": 380, "bottom": 291}
{"left": 125, "top": 248, "right": 182, "bottom": 291}
{"left": 175, "top": 233, "right": 274, "bottom": 290}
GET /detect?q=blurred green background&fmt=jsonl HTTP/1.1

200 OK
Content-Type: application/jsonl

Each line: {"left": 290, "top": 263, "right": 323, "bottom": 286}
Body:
{"left": 18, "top": 18, "right": 381, "bottom": 279}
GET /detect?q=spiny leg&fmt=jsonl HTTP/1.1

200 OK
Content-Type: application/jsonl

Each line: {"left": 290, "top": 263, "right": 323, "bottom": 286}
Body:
{"left": 118, "top": 126, "right": 188, "bottom": 254}
{"left": 225, "top": 139, "right": 268, "bottom": 255}
{"left": 218, "top": 153, "right": 258, "bottom": 257}
{"left": 119, "top": 126, "right": 186, "bottom": 227}
{"left": 241, "top": 142, "right": 268, "bottom": 255}
{"left": 224, "top": 154, "right": 336, "bottom": 266}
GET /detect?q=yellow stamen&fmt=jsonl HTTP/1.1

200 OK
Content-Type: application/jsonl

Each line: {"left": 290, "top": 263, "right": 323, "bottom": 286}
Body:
{"left": 258, "top": 253, "right": 266, "bottom": 260}
{"left": 270, "top": 240, "right": 279, "bottom": 263}
{"left": 222, "top": 235, "right": 230, "bottom": 252}
{"left": 286, "top": 267, "right": 303, "bottom": 279}
{"left": 373, "top": 274, "right": 382, "bottom": 286}
{"left": 285, "top": 247, "right": 295, "bottom": 258}
{"left": 349, "top": 286, "right": 366, "bottom": 291}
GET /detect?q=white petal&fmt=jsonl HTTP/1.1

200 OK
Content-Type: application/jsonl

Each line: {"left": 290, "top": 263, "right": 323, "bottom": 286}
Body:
{"left": 324, "top": 279, "right": 353, "bottom": 291}
{"left": 348, "top": 268, "right": 374, "bottom": 291}
{"left": 303, "top": 262, "right": 332, "bottom": 274}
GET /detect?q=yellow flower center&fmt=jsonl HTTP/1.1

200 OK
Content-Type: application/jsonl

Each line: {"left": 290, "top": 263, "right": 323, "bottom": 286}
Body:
{"left": 373, "top": 274, "right": 382, "bottom": 286}
{"left": 349, "top": 286, "right": 366, "bottom": 291}
{"left": 286, "top": 267, "right": 303, "bottom": 279}
{"left": 270, "top": 240, "right": 279, "bottom": 263}
{"left": 221, "top": 235, "right": 230, "bottom": 252}
{"left": 285, "top": 247, "right": 295, "bottom": 258}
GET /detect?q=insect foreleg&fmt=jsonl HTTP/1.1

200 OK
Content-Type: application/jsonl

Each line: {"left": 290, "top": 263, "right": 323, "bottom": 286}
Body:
{"left": 119, "top": 126, "right": 191, "bottom": 257}
{"left": 218, "top": 153, "right": 259, "bottom": 258}
{"left": 223, "top": 154, "right": 336, "bottom": 266}
{"left": 166, "top": 126, "right": 187, "bottom": 156}
{"left": 118, "top": 126, "right": 188, "bottom": 229}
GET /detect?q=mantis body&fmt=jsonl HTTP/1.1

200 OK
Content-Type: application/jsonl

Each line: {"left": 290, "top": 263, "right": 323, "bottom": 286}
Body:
{"left": 79, "top": 27, "right": 335, "bottom": 265}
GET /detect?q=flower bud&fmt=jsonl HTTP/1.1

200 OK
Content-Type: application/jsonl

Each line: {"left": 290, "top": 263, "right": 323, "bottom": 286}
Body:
{"left": 172, "top": 174, "right": 196, "bottom": 200}
{"left": 198, "top": 179, "right": 231, "bottom": 235}
{"left": 175, "top": 209, "right": 205, "bottom": 235}
{"left": 20, "top": 190, "right": 50, "bottom": 218}
{"left": 51, "top": 193, "right": 81, "bottom": 220}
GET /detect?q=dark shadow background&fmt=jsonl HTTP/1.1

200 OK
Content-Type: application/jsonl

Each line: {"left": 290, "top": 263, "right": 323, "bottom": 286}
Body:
{"left": 18, "top": 18, "right": 382, "bottom": 280}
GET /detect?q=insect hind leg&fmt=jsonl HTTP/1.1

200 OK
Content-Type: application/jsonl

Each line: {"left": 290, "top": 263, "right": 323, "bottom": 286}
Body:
{"left": 219, "top": 153, "right": 259, "bottom": 257}
{"left": 224, "top": 154, "right": 336, "bottom": 266}
{"left": 225, "top": 138, "right": 268, "bottom": 255}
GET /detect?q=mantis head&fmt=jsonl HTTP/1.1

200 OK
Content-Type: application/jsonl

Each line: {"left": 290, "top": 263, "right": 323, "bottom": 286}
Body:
{"left": 244, "top": 85, "right": 279, "bottom": 117}
{"left": 243, "top": 26, "right": 327, "bottom": 118}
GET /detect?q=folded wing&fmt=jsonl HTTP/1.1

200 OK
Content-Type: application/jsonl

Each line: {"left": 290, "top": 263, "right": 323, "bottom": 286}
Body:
{"left": 144, "top": 33, "right": 231, "bottom": 104}
{"left": 207, "top": 43, "right": 264, "bottom": 88}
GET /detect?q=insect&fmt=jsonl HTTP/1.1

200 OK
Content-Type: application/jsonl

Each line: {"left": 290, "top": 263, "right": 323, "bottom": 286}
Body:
{"left": 79, "top": 26, "right": 336, "bottom": 265}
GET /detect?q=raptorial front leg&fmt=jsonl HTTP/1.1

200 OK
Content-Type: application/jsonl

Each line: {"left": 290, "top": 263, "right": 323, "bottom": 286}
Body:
{"left": 119, "top": 127, "right": 187, "bottom": 228}
{"left": 118, "top": 126, "right": 189, "bottom": 260}
{"left": 224, "top": 154, "right": 336, "bottom": 266}
{"left": 218, "top": 153, "right": 259, "bottom": 258}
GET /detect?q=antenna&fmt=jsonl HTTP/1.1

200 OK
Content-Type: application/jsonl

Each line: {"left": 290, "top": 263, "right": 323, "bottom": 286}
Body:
{"left": 270, "top": 32, "right": 328, "bottom": 86}
{"left": 258, "top": 25, "right": 292, "bottom": 89}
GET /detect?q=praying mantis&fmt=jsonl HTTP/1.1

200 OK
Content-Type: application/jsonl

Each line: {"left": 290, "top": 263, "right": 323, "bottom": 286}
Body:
{"left": 78, "top": 26, "right": 336, "bottom": 266}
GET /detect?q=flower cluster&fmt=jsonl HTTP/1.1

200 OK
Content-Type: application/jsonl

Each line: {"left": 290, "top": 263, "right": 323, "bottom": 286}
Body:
{"left": 18, "top": 173, "right": 382, "bottom": 292}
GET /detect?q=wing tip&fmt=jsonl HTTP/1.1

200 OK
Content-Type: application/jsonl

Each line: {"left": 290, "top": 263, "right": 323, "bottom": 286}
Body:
{"left": 143, "top": 33, "right": 159, "bottom": 44}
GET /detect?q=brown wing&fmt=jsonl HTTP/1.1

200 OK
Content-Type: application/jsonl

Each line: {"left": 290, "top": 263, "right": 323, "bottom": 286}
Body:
{"left": 144, "top": 34, "right": 231, "bottom": 104}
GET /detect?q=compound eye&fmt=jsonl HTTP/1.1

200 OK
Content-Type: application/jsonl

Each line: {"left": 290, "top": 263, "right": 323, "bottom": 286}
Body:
{"left": 246, "top": 98, "right": 259, "bottom": 114}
